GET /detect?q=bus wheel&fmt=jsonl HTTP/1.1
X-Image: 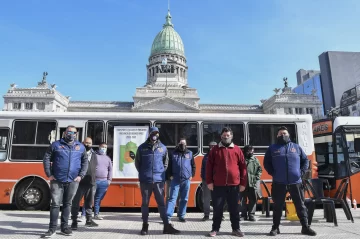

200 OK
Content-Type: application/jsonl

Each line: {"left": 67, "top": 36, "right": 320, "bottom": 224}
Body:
{"left": 15, "top": 178, "right": 50, "bottom": 211}
{"left": 196, "top": 185, "right": 204, "bottom": 212}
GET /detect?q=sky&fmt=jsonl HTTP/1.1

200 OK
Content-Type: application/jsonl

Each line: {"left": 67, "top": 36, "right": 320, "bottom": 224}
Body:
{"left": 1, "top": 0, "right": 360, "bottom": 108}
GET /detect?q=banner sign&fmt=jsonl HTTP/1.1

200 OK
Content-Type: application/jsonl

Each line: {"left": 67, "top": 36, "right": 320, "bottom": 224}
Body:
{"left": 112, "top": 126, "right": 149, "bottom": 178}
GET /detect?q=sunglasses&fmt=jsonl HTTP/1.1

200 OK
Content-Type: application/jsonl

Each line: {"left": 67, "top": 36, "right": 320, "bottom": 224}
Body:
{"left": 67, "top": 131, "right": 77, "bottom": 135}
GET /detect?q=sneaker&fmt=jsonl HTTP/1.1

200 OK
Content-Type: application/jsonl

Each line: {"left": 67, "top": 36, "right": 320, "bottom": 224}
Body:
{"left": 232, "top": 229, "right": 245, "bottom": 237}
{"left": 202, "top": 216, "right": 210, "bottom": 221}
{"left": 248, "top": 216, "right": 256, "bottom": 222}
{"left": 301, "top": 226, "right": 317, "bottom": 236}
{"left": 208, "top": 230, "right": 217, "bottom": 237}
{"left": 71, "top": 221, "right": 78, "bottom": 230}
{"left": 85, "top": 219, "right": 99, "bottom": 227}
{"left": 94, "top": 214, "right": 104, "bottom": 220}
{"left": 77, "top": 216, "right": 85, "bottom": 222}
{"left": 269, "top": 226, "right": 280, "bottom": 236}
{"left": 42, "top": 229, "right": 55, "bottom": 238}
{"left": 59, "top": 228, "right": 73, "bottom": 236}
{"left": 163, "top": 223, "right": 180, "bottom": 234}
{"left": 179, "top": 218, "right": 186, "bottom": 222}
{"left": 222, "top": 215, "right": 225, "bottom": 221}
{"left": 141, "top": 222, "right": 149, "bottom": 235}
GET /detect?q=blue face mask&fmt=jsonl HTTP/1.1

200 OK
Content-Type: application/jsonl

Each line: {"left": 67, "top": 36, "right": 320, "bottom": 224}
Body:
{"left": 99, "top": 148, "right": 107, "bottom": 155}
{"left": 65, "top": 133, "right": 76, "bottom": 142}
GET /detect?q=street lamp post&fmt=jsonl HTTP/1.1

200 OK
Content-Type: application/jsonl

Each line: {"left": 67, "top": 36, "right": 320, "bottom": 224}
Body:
{"left": 161, "top": 57, "right": 170, "bottom": 96}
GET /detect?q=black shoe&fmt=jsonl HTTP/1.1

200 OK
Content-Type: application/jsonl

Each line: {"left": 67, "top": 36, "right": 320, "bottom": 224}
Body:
{"left": 59, "top": 228, "right": 73, "bottom": 236}
{"left": 269, "top": 226, "right": 280, "bottom": 236}
{"left": 71, "top": 221, "right": 78, "bottom": 230}
{"left": 248, "top": 216, "right": 255, "bottom": 222}
{"left": 163, "top": 223, "right": 180, "bottom": 234}
{"left": 222, "top": 215, "right": 225, "bottom": 221}
{"left": 42, "top": 229, "right": 56, "bottom": 238}
{"left": 202, "top": 216, "right": 210, "bottom": 221}
{"left": 301, "top": 226, "right": 316, "bottom": 236}
{"left": 179, "top": 218, "right": 186, "bottom": 222}
{"left": 141, "top": 222, "right": 149, "bottom": 235}
{"left": 85, "top": 219, "right": 99, "bottom": 227}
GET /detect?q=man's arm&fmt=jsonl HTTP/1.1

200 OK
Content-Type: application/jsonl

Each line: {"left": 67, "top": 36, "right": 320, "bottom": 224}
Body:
{"left": 43, "top": 144, "right": 54, "bottom": 178}
{"left": 205, "top": 149, "right": 214, "bottom": 185}
{"left": 299, "top": 146, "right": 309, "bottom": 176}
{"left": 200, "top": 155, "right": 206, "bottom": 180}
{"left": 78, "top": 150, "right": 89, "bottom": 178}
{"left": 135, "top": 148, "right": 141, "bottom": 172}
{"left": 191, "top": 153, "right": 196, "bottom": 178}
{"left": 166, "top": 153, "right": 173, "bottom": 179}
{"left": 107, "top": 157, "right": 113, "bottom": 181}
{"left": 263, "top": 147, "right": 274, "bottom": 176}
{"left": 255, "top": 157, "right": 263, "bottom": 180}
{"left": 238, "top": 148, "right": 247, "bottom": 187}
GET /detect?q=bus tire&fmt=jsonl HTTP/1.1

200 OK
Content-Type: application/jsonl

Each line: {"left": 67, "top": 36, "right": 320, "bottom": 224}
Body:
{"left": 196, "top": 184, "right": 204, "bottom": 212}
{"left": 14, "top": 178, "right": 50, "bottom": 211}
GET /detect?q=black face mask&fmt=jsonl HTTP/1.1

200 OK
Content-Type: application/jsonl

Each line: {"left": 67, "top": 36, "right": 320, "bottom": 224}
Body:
{"left": 178, "top": 144, "right": 186, "bottom": 151}
{"left": 246, "top": 153, "right": 253, "bottom": 158}
{"left": 85, "top": 145, "right": 92, "bottom": 151}
{"left": 277, "top": 135, "right": 290, "bottom": 144}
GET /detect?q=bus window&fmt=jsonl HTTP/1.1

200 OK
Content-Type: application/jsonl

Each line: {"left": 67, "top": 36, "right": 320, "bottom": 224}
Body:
{"left": 248, "top": 123, "right": 297, "bottom": 153}
{"left": 86, "top": 121, "right": 104, "bottom": 146}
{"left": 335, "top": 133, "right": 347, "bottom": 178}
{"left": 106, "top": 121, "right": 151, "bottom": 160}
{"left": 0, "top": 128, "right": 9, "bottom": 161}
{"left": 202, "top": 123, "right": 244, "bottom": 154}
{"left": 155, "top": 122, "right": 198, "bottom": 155}
{"left": 344, "top": 131, "right": 360, "bottom": 175}
{"left": 11, "top": 120, "right": 57, "bottom": 161}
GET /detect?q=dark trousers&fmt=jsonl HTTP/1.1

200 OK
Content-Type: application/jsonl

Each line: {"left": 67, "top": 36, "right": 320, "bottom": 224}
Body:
{"left": 49, "top": 181, "right": 79, "bottom": 230}
{"left": 71, "top": 182, "right": 95, "bottom": 220}
{"left": 272, "top": 183, "right": 308, "bottom": 228}
{"left": 140, "top": 182, "right": 168, "bottom": 224}
{"left": 212, "top": 186, "right": 240, "bottom": 231}
{"left": 240, "top": 187, "right": 257, "bottom": 217}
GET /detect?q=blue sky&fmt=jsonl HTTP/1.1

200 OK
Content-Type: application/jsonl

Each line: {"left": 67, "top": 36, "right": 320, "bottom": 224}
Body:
{"left": 1, "top": 0, "right": 360, "bottom": 108}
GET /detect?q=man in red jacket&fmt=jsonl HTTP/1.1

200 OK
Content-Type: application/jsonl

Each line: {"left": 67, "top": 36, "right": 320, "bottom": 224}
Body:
{"left": 206, "top": 127, "right": 247, "bottom": 237}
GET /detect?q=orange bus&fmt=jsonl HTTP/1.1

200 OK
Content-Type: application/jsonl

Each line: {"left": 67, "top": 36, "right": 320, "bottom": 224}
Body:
{"left": 313, "top": 117, "right": 360, "bottom": 202}
{"left": 0, "top": 111, "right": 316, "bottom": 210}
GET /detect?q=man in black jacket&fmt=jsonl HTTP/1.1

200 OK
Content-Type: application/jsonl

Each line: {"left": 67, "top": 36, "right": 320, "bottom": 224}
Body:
{"left": 71, "top": 137, "right": 98, "bottom": 229}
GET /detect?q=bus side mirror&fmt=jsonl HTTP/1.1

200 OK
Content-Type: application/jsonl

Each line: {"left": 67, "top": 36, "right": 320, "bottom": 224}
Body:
{"left": 354, "top": 138, "right": 360, "bottom": 153}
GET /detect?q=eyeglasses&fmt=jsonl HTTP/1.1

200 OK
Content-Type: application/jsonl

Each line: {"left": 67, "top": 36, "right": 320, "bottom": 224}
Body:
{"left": 67, "top": 131, "right": 77, "bottom": 135}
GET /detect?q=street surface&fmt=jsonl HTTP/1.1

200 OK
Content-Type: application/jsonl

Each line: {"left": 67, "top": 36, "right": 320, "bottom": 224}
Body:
{"left": 0, "top": 208, "right": 360, "bottom": 238}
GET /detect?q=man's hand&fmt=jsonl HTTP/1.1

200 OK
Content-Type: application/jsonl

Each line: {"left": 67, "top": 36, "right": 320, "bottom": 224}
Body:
{"left": 74, "top": 176, "right": 82, "bottom": 182}
{"left": 239, "top": 185, "right": 246, "bottom": 192}
{"left": 207, "top": 183, "right": 214, "bottom": 191}
{"left": 189, "top": 177, "right": 192, "bottom": 180}
{"left": 108, "top": 180, "right": 111, "bottom": 186}
{"left": 48, "top": 176, "right": 56, "bottom": 181}
{"left": 170, "top": 176, "right": 173, "bottom": 180}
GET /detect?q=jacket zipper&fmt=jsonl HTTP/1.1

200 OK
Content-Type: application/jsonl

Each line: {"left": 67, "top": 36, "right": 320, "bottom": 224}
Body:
{"left": 285, "top": 144, "right": 289, "bottom": 184}
{"left": 180, "top": 153, "right": 183, "bottom": 182}
{"left": 225, "top": 148, "right": 228, "bottom": 186}
{"left": 152, "top": 145, "right": 154, "bottom": 184}
{"left": 66, "top": 144, "right": 72, "bottom": 182}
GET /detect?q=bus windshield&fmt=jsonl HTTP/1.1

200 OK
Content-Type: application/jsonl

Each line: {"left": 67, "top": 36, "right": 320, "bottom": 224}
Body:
{"left": 344, "top": 127, "right": 360, "bottom": 174}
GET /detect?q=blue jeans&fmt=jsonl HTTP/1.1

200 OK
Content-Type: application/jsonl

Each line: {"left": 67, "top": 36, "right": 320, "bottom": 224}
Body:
{"left": 166, "top": 179, "right": 190, "bottom": 220}
{"left": 93, "top": 180, "right": 109, "bottom": 215}
{"left": 49, "top": 181, "right": 79, "bottom": 230}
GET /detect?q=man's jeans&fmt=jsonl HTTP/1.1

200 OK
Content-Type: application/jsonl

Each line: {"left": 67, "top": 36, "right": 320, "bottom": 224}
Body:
{"left": 71, "top": 182, "right": 96, "bottom": 219}
{"left": 202, "top": 180, "right": 211, "bottom": 217}
{"left": 49, "top": 180, "right": 79, "bottom": 230}
{"left": 94, "top": 180, "right": 109, "bottom": 215}
{"left": 140, "top": 182, "right": 168, "bottom": 224}
{"left": 166, "top": 179, "right": 190, "bottom": 220}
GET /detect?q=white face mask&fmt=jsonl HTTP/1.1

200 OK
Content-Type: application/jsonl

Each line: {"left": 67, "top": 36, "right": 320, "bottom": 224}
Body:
{"left": 99, "top": 147, "right": 107, "bottom": 155}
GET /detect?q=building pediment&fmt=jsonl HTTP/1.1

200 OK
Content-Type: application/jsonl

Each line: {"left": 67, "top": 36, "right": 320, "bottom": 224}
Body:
{"left": 132, "top": 96, "right": 200, "bottom": 112}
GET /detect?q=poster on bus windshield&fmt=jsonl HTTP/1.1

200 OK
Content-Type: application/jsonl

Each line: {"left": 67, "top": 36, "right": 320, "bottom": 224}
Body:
{"left": 112, "top": 126, "right": 149, "bottom": 178}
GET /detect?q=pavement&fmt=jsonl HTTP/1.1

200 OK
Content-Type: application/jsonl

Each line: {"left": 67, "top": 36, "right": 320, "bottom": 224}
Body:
{"left": 0, "top": 208, "right": 360, "bottom": 239}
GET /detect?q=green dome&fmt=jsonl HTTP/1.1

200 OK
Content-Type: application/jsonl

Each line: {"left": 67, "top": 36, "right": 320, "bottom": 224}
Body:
{"left": 150, "top": 11, "right": 185, "bottom": 57}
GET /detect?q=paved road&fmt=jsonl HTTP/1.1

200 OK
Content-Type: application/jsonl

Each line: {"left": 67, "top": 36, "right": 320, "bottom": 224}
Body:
{"left": 0, "top": 208, "right": 359, "bottom": 238}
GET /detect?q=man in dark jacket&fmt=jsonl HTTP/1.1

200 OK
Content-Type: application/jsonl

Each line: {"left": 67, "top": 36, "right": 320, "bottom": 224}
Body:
{"left": 135, "top": 127, "right": 180, "bottom": 235}
{"left": 240, "top": 145, "right": 262, "bottom": 221}
{"left": 71, "top": 137, "right": 98, "bottom": 230}
{"left": 166, "top": 138, "right": 196, "bottom": 222}
{"left": 206, "top": 127, "right": 247, "bottom": 237}
{"left": 200, "top": 141, "right": 217, "bottom": 221}
{"left": 264, "top": 126, "right": 316, "bottom": 236}
{"left": 42, "top": 125, "right": 88, "bottom": 238}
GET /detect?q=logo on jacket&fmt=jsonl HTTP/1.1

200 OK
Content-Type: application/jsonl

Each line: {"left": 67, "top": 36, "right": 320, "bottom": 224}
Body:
{"left": 185, "top": 153, "right": 190, "bottom": 159}
{"left": 157, "top": 148, "right": 163, "bottom": 153}
{"left": 58, "top": 145, "right": 65, "bottom": 149}
{"left": 290, "top": 147, "right": 297, "bottom": 153}
{"left": 75, "top": 145, "right": 80, "bottom": 151}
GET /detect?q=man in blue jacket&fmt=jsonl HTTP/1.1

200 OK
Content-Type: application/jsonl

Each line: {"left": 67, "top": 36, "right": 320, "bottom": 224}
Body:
{"left": 42, "top": 125, "right": 88, "bottom": 238}
{"left": 135, "top": 127, "right": 180, "bottom": 235}
{"left": 264, "top": 126, "right": 316, "bottom": 237}
{"left": 166, "top": 138, "right": 196, "bottom": 223}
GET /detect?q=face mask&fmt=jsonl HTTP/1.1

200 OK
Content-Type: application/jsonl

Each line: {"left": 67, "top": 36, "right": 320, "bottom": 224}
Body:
{"left": 221, "top": 137, "right": 232, "bottom": 146}
{"left": 65, "top": 134, "right": 76, "bottom": 142}
{"left": 179, "top": 144, "right": 186, "bottom": 151}
{"left": 277, "top": 135, "right": 290, "bottom": 144}
{"left": 85, "top": 145, "right": 92, "bottom": 151}
{"left": 151, "top": 135, "right": 158, "bottom": 141}
{"left": 99, "top": 148, "right": 107, "bottom": 155}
